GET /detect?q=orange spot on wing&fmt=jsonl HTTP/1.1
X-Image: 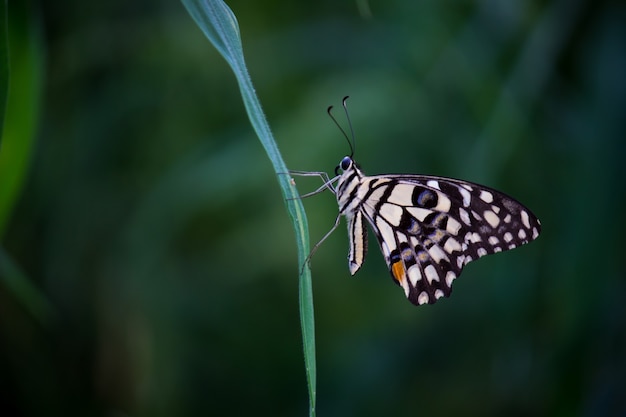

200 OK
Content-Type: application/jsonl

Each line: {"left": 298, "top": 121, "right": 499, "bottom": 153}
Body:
{"left": 391, "top": 261, "right": 406, "bottom": 284}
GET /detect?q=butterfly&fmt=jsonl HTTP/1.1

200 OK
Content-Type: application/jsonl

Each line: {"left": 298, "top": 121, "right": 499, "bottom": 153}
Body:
{"left": 293, "top": 97, "right": 541, "bottom": 306}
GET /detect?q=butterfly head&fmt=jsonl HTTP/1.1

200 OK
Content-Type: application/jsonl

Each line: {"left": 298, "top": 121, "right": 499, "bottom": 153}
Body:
{"left": 335, "top": 156, "right": 354, "bottom": 176}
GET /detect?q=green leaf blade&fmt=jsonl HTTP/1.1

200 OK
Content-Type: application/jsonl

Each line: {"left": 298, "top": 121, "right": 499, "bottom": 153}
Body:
{"left": 180, "top": 1, "right": 316, "bottom": 415}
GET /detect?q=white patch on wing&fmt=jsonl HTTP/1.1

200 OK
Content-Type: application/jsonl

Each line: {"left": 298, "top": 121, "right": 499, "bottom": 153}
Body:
{"left": 376, "top": 217, "right": 396, "bottom": 248}
{"left": 400, "top": 277, "right": 411, "bottom": 298}
{"left": 387, "top": 184, "right": 416, "bottom": 206}
{"left": 407, "top": 265, "right": 422, "bottom": 285}
{"left": 418, "top": 291, "right": 429, "bottom": 305}
{"left": 479, "top": 190, "right": 494, "bottom": 203}
{"left": 428, "top": 244, "right": 449, "bottom": 263}
{"left": 379, "top": 203, "right": 403, "bottom": 226}
{"left": 424, "top": 265, "right": 439, "bottom": 284}
{"left": 363, "top": 185, "right": 388, "bottom": 205}
{"left": 434, "top": 194, "right": 451, "bottom": 212}
{"left": 445, "top": 271, "right": 456, "bottom": 287}
{"left": 446, "top": 217, "right": 463, "bottom": 235}
{"left": 426, "top": 180, "right": 440, "bottom": 190}
{"left": 459, "top": 186, "right": 471, "bottom": 207}
{"left": 407, "top": 207, "right": 433, "bottom": 222}
{"left": 465, "top": 232, "right": 482, "bottom": 243}
{"left": 459, "top": 208, "right": 471, "bottom": 225}
{"left": 521, "top": 210, "right": 531, "bottom": 229}
{"left": 484, "top": 210, "right": 500, "bottom": 228}
{"left": 444, "top": 237, "right": 462, "bottom": 253}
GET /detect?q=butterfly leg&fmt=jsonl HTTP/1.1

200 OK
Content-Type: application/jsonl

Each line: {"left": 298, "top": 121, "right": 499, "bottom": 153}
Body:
{"left": 289, "top": 170, "right": 332, "bottom": 182}
{"left": 279, "top": 170, "right": 331, "bottom": 183}
{"left": 288, "top": 171, "right": 339, "bottom": 198}
{"left": 300, "top": 212, "right": 342, "bottom": 273}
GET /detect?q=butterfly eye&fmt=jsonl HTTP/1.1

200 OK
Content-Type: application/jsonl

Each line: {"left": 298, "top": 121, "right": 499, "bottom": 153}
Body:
{"left": 335, "top": 156, "right": 352, "bottom": 175}
{"left": 340, "top": 156, "right": 352, "bottom": 170}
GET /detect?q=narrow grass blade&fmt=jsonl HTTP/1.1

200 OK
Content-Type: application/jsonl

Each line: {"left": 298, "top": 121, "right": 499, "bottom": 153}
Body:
{"left": 180, "top": 1, "right": 316, "bottom": 415}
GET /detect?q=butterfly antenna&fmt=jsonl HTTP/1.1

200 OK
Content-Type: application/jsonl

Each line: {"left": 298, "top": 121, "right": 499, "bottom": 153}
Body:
{"left": 327, "top": 97, "right": 355, "bottom": 157}
{"left": 341, "top": 96, "right": 356, "bottom": 157}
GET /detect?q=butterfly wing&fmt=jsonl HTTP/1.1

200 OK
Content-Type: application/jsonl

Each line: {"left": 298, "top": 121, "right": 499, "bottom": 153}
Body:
{"left": 358, "top": 175, "right": 541, "bottom": 306}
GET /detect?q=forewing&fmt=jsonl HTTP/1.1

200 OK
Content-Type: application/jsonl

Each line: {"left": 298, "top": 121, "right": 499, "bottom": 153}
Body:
{"left": 360, "top": 175, "right": 541, "bottom": 306}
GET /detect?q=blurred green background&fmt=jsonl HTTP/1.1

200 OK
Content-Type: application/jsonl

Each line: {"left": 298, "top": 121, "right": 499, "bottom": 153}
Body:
{"left": 1, "top": 0, "right": 625, "bottom": 416}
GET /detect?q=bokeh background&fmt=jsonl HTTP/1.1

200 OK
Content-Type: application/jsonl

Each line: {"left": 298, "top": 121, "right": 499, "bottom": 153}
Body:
{"left": 1, "top": 0, "right": 625, "bottom": 416}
